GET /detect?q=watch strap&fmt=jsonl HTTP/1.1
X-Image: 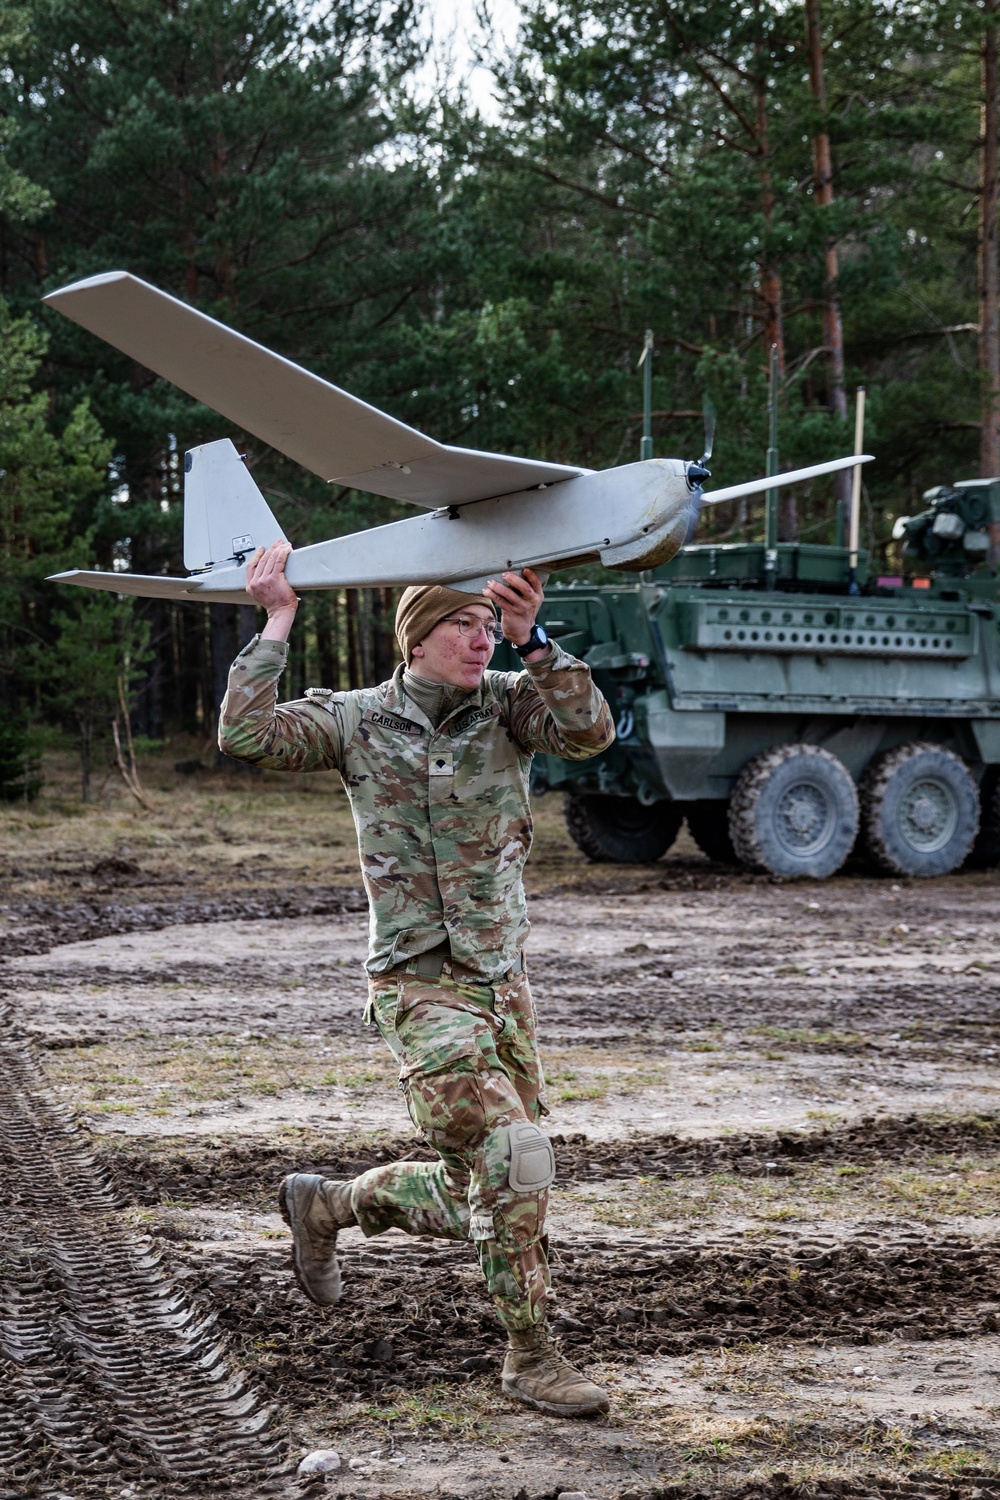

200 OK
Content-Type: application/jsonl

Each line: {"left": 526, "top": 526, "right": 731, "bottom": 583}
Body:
{"left": 513, "top": 624, "right": 548, "bottom": 658}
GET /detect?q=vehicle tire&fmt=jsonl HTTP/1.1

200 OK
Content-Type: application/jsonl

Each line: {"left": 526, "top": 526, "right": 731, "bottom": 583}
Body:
{"left": 563, "top": 793, "right": 682, "bottom": 864}
{"left": 728, "top": 744, "right": 859, "bottom": 879}
{"left": 968, "top": 768, "right": 1000, "bottom": 867}
{"left": 860, "top": 742, "right": 980, "bottom": 877}
{"left": 684, "top": 801, "right": 736, "bottom": 863}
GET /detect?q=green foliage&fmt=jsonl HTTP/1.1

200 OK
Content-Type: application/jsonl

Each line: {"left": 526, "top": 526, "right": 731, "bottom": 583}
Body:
{"left": 0, "top": 7, "right": 51, "bottom": 225}
{"left": 0, "top": 300, "right": 112, "bottom": 706}
{"left": 1, "top": 0, "right": 434, "bottom": 557}
{"left": 436, "top": 0, "right": 993, "bottom": 532}
{"left": 40, "top": 593, "right": 151, "bottom": 801}
{"left": 0, "top": 716, "right": 41, "bottom": 801}
{"left": 0, "top": 0, "right": 996, "bottom": 742}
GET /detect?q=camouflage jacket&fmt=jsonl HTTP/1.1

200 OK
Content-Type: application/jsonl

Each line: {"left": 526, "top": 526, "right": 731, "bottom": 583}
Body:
{"left": 219, "top": 637, "right": 614, "bottom": 981}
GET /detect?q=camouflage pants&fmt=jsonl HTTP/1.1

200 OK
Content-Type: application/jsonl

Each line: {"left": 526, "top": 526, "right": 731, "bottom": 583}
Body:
{"left": 352, "top": 967, "right": 552, "bottom": 1333}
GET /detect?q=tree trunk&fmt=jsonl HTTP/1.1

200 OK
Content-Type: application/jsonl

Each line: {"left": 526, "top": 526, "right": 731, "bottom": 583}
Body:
{"left": 132, "top": 601, "right": 165, "bottom": 739}
{"left": 372, "top": 587, "right": 396, "bottom": 681}
{"left": 79, "top": 712, "right": 92, "bottom": 803}
{"left": 238, "top": 604, "right": 257, "bottom": 650}
{"left": 754, "top": 45, "right": 786, "bottom": 376}
{"left": 315, "top": 595, "right": 335, "bottom": 688}
{"left": 210, "top": 605, "right": 238, "bottom": 757}
{"left": 285, "top": 620, "right": 303, "bottom": 702}
{"left": 754, "top": 44, "right": 791, "bottom": 535}
{"left": 980, "top": 0, "right": 1000, "bottom": 489}
{"left": 331, "top": 591, "right": 343, "bottom": 690}
{"left": 360, "top": 590, "right": 374, "bottom": 684}
{"left": 779, "top": 491, "right": 799, "bottom": 543}
{"left": 804, "top": 0, "right": 847, "bottom": 426}
{"left": 346, "top": 589, "right": 361, "bottom": 687}
{"left": 804, "top": 0, "right": 850, "bottom": 527}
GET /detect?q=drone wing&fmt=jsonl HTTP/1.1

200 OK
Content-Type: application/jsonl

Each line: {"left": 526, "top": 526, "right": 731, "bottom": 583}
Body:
{"left": 43, "top": 272, "right": 588, "bottom": 508}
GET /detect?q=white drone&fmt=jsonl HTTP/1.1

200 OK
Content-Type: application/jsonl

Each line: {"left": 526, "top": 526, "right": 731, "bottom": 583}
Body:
{"left": 45, "top": 272, "right": 872, "bottom": 603}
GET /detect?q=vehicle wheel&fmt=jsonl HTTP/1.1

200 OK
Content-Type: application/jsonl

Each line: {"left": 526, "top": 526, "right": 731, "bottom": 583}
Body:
{"left": 728, "top": 744, "right": 858, "bottom": 879}
{"left": 860, "top": 742, "right": 980, "bottom": 877}
{"left": 563, "top": 793, "right": 682, "bottom": 864}
{"left": 969, "top": 768, "right": 1000, "bottom": 867}
{"left": 684, "top": 801, "right": 736, "bottom": 863}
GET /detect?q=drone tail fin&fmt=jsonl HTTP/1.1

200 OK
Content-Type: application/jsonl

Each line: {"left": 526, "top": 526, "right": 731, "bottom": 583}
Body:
{"left": 184, "top": 439, "right": 286, "bottom": 571}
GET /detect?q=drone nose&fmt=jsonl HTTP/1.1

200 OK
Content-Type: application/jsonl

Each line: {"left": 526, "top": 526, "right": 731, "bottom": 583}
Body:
{"left": 686, "top": 463, "right": 712, "bottom": 487}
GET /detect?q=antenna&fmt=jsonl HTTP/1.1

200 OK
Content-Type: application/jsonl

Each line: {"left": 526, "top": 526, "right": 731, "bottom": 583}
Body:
{"left": 847, "top": 386, "right": 866, "bottom": 595}
{"left": 765, "top": 344, "right": 780, "bottom": 587}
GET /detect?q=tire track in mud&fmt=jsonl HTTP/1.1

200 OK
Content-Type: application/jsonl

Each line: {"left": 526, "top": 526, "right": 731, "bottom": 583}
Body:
{"left": 183, "top": 1229, "right": 1000, "bottom": 1410}
{"left": 660, "top": 1474, "right": 1000, "bottom": 1500}
{"left": 526, "top": 955, "right": 1000, "bottom": 1047}
{"left": 0, "top": 884, "right": 367, "bottom": 960}
{"left": 0, "top": 1009, "right": 284, "bottom": 1495}
{"left": 98, "top": 1111, "right": 1000, "bottom": 1209}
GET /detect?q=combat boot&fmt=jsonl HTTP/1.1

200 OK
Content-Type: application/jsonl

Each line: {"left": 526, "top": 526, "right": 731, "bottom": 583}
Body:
{"left": 278, "top": 1173, "right": 357, "bottom": 1306}
{"left": 502, "top": 1323, "right": 610, "bottom": 1417}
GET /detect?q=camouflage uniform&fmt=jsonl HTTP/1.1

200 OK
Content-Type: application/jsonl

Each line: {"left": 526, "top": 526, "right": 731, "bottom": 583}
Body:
{"left": 219, "top": 636, "right": 613, "bottom": 1331}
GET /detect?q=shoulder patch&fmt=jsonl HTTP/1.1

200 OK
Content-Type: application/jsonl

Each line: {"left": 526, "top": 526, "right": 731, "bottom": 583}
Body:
{"left": 303, "top": 686, "right": 346, "bottom": 714}
{"left": 362, "top": 707, "right": 423, "bottom": 736}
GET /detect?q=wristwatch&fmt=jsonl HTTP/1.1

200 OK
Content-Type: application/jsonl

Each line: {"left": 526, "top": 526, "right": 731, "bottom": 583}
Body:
{"left": 512, "top": 623, "right": 550, "bottom": 658}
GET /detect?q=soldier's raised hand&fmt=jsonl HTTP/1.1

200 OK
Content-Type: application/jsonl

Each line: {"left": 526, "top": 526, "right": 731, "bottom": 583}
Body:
{"left": 484, "top": 567, "right": 545, "bottom": 648}
{"left": 247, "top": 540, "right": 299, "bottom": 641}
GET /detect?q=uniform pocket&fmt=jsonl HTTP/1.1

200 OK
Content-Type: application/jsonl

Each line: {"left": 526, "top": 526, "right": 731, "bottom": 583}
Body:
{"left": 367, "top": 981, "right": 405, "bottom": 1063}
{"left": 397, "top": 1031, "right": 488, "bottom": 1082}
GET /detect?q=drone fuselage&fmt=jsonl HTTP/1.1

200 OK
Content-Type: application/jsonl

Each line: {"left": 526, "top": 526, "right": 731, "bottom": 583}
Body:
{"left": 284, "top": 456, "right": 697, "bottom": 593}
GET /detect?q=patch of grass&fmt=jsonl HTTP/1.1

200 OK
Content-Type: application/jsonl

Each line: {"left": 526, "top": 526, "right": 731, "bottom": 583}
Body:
{"left": 922, "top": 1448, "right": 990, "bottom": 1474}
{"left": 334, "top": 1069, "right": 393, "bottom": 1088}
{"left": 858, "top": 1423, "right": 914, "bottom": 1464}
{"left": 752, "top": 1025, "right": 865, "bottom": 1049}
{"left": 543, "top": 1046, "right": 674, "bottom": 1105}
{"left": 554, "top": 1078, "right": 610, "bottom": 1103}
{"left": 355, "top": 1381, "right": 503, "bottom": 1438}
{"left": 47, "top": 1034, "right": 397, "bottom": 1120}
{"left": 567, "top": 1151, "right": 1000, "bottom": 1230}
{"left": 684, "top": 1437, "right": 735, "bottom": 1461}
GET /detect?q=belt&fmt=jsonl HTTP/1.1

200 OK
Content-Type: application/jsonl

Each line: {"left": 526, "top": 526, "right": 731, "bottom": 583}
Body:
{"left": 391, "top": 941, "right": 525, "bottom": 983}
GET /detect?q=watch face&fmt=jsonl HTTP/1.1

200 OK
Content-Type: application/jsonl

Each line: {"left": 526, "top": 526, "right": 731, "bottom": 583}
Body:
{"left": 535, "top": 624, "right": 549, "bottom": 646}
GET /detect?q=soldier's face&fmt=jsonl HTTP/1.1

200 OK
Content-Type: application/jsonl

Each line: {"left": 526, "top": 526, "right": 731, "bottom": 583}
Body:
{"left": 411, "top": 603, "right": 497, "bottom": 688}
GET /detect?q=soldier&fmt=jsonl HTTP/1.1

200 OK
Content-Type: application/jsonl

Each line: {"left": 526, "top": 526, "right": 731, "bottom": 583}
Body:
{"left": 219, "top": 541, "right": 615, "bottom": 1417}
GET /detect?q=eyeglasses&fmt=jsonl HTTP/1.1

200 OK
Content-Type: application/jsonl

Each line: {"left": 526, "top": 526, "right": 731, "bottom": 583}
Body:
{"left": 441, "top": 615, "right": 504, "bottom": 643}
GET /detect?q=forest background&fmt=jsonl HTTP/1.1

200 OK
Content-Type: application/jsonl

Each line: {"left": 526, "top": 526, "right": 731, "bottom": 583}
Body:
{"left": 1, "top": 0, "right": 998, "bottom": 798}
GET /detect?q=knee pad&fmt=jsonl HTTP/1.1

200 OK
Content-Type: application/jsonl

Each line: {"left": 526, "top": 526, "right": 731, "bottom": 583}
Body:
{"left": 507, "top": 1122, "right": 556, "bottom": 1193}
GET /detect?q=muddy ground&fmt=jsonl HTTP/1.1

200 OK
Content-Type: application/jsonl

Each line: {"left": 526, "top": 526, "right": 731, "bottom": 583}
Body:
{"left": 2, "top": 754, "right": 1000, "bottom": 1500}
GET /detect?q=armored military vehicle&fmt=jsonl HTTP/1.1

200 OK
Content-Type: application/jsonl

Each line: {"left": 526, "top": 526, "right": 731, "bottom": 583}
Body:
{"left": 520, "top": 478, "right": 1000, "bottom": 879}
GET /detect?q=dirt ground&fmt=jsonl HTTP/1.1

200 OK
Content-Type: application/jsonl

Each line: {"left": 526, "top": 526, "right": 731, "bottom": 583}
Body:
{"left": 2, "top": 752, "right": 1000, "bottom": 1500}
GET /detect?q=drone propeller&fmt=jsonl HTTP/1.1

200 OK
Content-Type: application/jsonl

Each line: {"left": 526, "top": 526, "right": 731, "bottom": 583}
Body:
{"left": 685, "top": 395, "right": 717, "bottom": 490}
{"left": 699, "top": 395, "right": 716, "bottom": 469}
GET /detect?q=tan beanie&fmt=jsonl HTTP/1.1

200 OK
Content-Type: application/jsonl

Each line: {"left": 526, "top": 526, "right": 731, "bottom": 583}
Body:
{"left": 394, "top": 584, "right": 495, "bottom": 662}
